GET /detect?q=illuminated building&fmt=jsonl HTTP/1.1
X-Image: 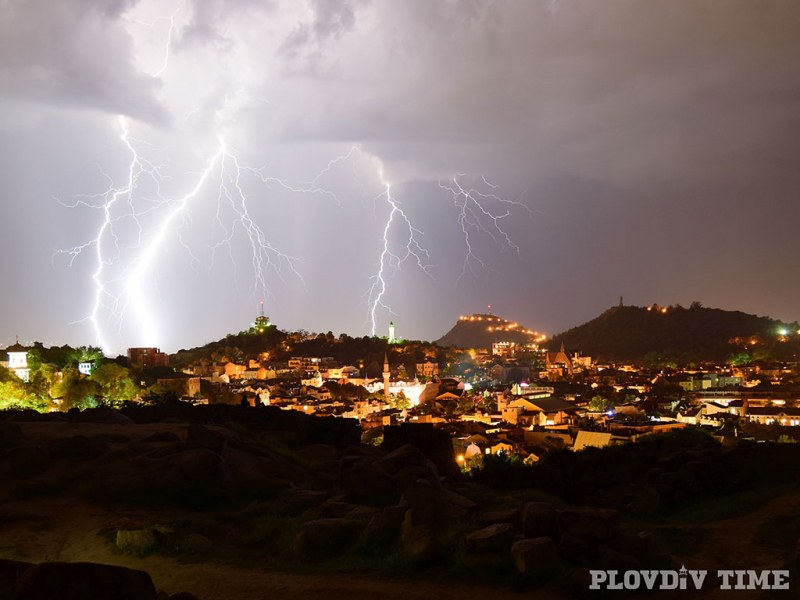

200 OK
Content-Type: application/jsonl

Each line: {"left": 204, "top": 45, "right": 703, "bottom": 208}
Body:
{"left": 6, "top": 339, "right": 30, "bottom": 382}
{"left": 383, "top": 353, "right": 391, "bottom": 400}
{"left": 388, "top": 321, "right": 396, "bottom": 344}
{"left": 127, "top": 347, "right": 170, "bottom": 370}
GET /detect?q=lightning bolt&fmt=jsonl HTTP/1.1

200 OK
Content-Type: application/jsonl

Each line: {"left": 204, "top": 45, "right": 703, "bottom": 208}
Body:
{"left": 366, "top": 160, "right": 431, "bottom": 336}
{"left": 438, "top": 175, "right": 532, "bottom": 282}
{"left": 59, "top": 117, "right": 362, "bottom": 353}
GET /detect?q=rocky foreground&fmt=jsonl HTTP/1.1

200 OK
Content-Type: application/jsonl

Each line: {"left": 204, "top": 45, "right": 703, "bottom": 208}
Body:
{"left": 0, "top": 404, "right": 798, "bottom": 599}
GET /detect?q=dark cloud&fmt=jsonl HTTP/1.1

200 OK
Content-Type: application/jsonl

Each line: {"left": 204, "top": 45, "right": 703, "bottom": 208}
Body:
{"left": 0, "top": 0, "right": 168, "bottom": 124}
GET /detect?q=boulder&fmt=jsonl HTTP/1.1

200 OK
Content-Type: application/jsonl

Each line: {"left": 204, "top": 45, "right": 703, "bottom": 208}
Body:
{"left": 141, "top": 432, "right": 181, "bottom": 443}
{"left": 400, "top": 480, "right": 461, "bottom": 524}
{"left": 0, "top": 422, "right": 23, "bottom": 447}
{"left": 296, "top": 444, "right": 340, "bottom": 462}
{"left": 341, "top": 464, "right": 400, "bottom": 507}
{"left": 116, "top": 530, "right": 158, "bottom": 556}
{"left": 363, "top": 505, "right": 405, "bottom": 547}
{"left": 78, "top": 407, "right": 134, "bottom": 425}
{"left": 6, "top": 445, "right": 50, "bottom": 478}
{"left": 185, "top": 424, "right": 227, "bottom": 453}
{"left": 382, "top": 424, "right": 458, "bottom": 477}
{"left": 0, "top": 559, "right": 34, "bottom": 598}
{"left": 49, "top": 435, "right": 110, "bottom": 459}
{"left": 375, "top": 444, "right": 428, "bottom": 474}
{"left": 597, "top": 545, "right": 640, "bottom": 570}
{"left": 479, "top": 508, "right": 520, "bottom": 527}
{"left": 522, "top": 502, "right": 559, "bottom": 538}
{"left": 465, "top": 523, "right": 515, "bottom": 554}
{"left": 557, "top": 532, "right": 596, "bottom": 566}
{"left": 511, "top": 537, "right": 559, "bottom": 574}
{"left": 401, "top": 510, "right": 440, "bottom": 565}
{"left": 558, "top": 507, "right": 619, "bottom": 543}
{"left": 14, "top": 561, "right": 157, "bottom": 600}
{"left": 292, "top": 518, "right": 361, "bottom": 557}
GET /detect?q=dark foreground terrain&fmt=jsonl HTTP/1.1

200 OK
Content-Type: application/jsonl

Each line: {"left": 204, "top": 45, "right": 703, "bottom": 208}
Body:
{"left": 0, "top": 404, "right": 799, "bottom": 599}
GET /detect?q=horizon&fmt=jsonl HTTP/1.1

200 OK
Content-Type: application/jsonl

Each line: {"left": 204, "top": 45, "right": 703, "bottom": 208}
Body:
{"left": 2, "top": 299, "right": 796, "bottom": 355}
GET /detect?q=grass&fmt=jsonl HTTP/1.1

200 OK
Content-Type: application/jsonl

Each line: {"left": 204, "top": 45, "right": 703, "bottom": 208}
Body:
{"left": 754, "top": 511, "right": 800, "bottom": 557}
{"left": 648, "top": 525, "right": 712, "bottom": 557}
{"left": 669, "top": 484, "right": 795, "bottom": 524}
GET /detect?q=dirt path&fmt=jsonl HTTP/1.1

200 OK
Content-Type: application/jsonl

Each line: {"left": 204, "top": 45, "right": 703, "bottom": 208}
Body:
{"left": 644, "top": 488, "right": 800, "bottom": 600}
{"left": 0, "top": 495, "right": 565, "bottom": 600}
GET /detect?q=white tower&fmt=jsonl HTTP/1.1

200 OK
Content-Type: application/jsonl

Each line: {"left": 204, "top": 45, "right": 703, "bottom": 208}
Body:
{"left": 388, "top": 321, "right": 396, "bottom": 344}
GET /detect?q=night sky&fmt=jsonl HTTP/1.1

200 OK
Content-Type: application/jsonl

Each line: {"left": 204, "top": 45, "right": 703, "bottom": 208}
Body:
{"left": 1, "top": 1, "right": 799, "bottom": 354}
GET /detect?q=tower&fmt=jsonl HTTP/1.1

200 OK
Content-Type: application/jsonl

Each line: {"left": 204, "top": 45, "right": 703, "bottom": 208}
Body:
{"left": 383, "top": 353, "right": 391, "bottom": 400}
{"left": 388, "top": 321, "right": 396, "bottom": 344}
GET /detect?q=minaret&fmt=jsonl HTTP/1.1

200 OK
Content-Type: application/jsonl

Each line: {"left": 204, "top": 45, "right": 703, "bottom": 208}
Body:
{"left": 388, "top": 321, "right": 396, "bottom": 344}
{"left": 383, "top": 353, "right": 391, "bottom": 400}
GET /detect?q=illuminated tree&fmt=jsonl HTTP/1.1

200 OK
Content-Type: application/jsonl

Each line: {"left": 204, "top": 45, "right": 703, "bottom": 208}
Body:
{"left": 90, "top": 363, "right": 139, "bottom": 404}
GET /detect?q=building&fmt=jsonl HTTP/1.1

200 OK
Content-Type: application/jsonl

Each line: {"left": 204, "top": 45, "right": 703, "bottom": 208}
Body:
{"left": 383, "top": 353, "right": 391, "bottom": 400}
{"left": 416, "top": 360, "right": 439, "bottom": 379}
{"left": 545, "top": 343, "right": 573, "bottom": 379}
{"left": 388, "top": 321, "right": 396, "bottom": 344}
{"left": 127, "top": 347, "right": 170, "bottom": 370}
{"left": 6, "top": 340, "right": 30, "bottom": 382}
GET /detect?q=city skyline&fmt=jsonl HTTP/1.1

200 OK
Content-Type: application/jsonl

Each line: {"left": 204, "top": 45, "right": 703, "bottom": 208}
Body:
{"left": 1, "top": 1, "right": 799, "bottom": 354}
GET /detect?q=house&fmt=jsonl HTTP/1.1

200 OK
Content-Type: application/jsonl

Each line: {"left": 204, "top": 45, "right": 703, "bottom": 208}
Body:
{"left": 6, "top": 340, "right": 30, "bottom": 382}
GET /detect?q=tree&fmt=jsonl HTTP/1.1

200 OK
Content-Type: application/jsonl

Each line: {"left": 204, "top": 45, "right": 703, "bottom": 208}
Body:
{"left": 52, "top": 367, "right": 100, "bottom": 410}
{"left": 90, "top": 363, "right": 139, "bottom": 404}
{"left": 588, "top": 396, "right": 613, "bottom": 412}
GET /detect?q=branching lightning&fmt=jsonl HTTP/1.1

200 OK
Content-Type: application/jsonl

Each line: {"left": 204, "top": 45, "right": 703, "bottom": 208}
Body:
{"left": 366, "top": 161, "right": 432, "bottom": 336}
{"left": 59, "top": 119, "right": 354, "bottom": 353}
{"left": 58, "top": 4, "right": 533, "bottom": 350}
{"left": 438, "top": 175, "right": 532, "bottom": 282}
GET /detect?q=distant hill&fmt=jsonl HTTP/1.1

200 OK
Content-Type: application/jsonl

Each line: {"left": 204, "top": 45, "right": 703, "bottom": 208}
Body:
{"left": 435, "top": 313, "right": 546, "bottom": 349}
{"left": 550, "top": 303, "right": 799, "bottom": 364}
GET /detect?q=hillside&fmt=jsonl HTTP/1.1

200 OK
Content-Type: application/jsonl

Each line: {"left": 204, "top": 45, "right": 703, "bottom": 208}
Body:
{"left": 434, "top": 313, "right": 546, "bottom": 349}
{"left": 550, "top": 303, "right": 799, "bottom": 364}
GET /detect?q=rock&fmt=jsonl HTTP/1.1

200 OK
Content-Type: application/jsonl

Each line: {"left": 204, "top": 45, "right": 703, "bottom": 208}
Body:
{"left": 4, "top": 410, "right": 41, "bottom": 423}
{"left": 49, "top": 435, "right": 110, "bottom": 459}
{"left": 401, "top": 510, "right": 440, "bottom": 564}
{"left": 296, "top": 444, "right": 340, "bottom": 462}
{"left": 185, "top": 424, "right": 227, "bottom": 453}
{"left": 0, "top": 559, "right": 34, "bottom": 598}
{"left": 116, "top": 530, "right": 159, "bottom": 557}
{"left": 511, "top": 537, "right": 559, "bottom": 573}
{"left": 480, "top": 508, "right": 520, "bottom": 526}
{"left": 341, "top": 464, "right": 400, "bottom": 507}
{"left": 557, "top": 532, "right": 596, "bottom": 566}
{"left": 558, "top": 507, "right": 619, "bottom": 544}
{"left": 166, "top": 594, "right": 201, "bottom": 600}
{"left": 363, "top": 505, "right": 405, "bottom": 547}
{"left": 465, "top": 523, "right": 515, "bottom": 554}
{"left": 395, "top": 465, "right": 435, "bottom": 490}
{"left": 522, "top": 502, "right": 559, "bottom": 538}
{"left": 400, "top": 480, "right": 461, "bottom": 524}
{"left": 14, "top": 561, "right": 158, "bottom": 600}
{"left": 6, "top": 445, "right": 50, "bottom": 478}
{"left": 292, "top": 518, "right": 361, "bottom": 557}
{"left": 92, "top": 449, "right": 231, "bottom": 507}
{"left": 597, "top": 545, "right": 640, "bottom": 570}
{"left": 0, "top": 422, "right": 23, "bottom": 447}
{"left": 78, "top": 407, "right": 134, "bottom": 425}
{"left": 175, "top": 533, "right": 213, "bottom": 555}
{"left": 142, "top": 432, "right": 181, "bottom": 443}
{"left": 375, "top": 444, "right": 428, "bottom": 474}
{"left": 382, "top": 424, "right": 458, "bottom": 477}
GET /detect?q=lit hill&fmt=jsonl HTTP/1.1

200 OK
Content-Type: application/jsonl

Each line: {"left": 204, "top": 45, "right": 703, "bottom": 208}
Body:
{"left": 434, "top": 313, "right": 546, "bottom": 349}
{"left": 549, "top": 303, "right": 799, "bottom": 364}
